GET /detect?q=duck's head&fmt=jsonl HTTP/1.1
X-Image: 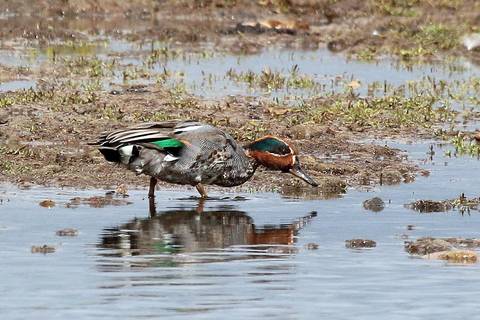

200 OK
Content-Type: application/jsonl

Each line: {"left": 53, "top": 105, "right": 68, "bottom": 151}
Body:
{"left": 245, "top": 135, "right": 318, "bottom": 187}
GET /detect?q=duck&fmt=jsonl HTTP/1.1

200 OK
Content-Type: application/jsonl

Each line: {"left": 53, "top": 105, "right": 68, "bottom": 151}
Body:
{"left": 92, "top": 120, "right": 318, "bottom": 198}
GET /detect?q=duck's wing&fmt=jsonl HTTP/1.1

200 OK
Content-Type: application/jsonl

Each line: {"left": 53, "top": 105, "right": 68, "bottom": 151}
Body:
{"left": 92, "top": 120, "right": 211, "bottom": 163}
{"left": 93, "top": 120, "right": 252, "bottom": 186}
{"left": 93, "top": 121, "right": 179, "bottom": 146}
{"left": 92, "top": 120, "right": 202, "bottom": 144}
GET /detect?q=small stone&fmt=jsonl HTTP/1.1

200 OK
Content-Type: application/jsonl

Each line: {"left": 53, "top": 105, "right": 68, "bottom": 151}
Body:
{"left": 345, "top": 239, "right": 376, "bottom": 249}
{"left": 56, "top": 228, "right": 78, "bottom": 236}
{"left": 39, "top": 199, "right": 55, "bottom": 208}
{"left": 363, "top": 197, "right": 385, "bottom": 212}
{"left": 31, "top": 245, "right": 55, "bottom": 254}
{"left": 305, "top": 243, "right": 319, "bottom": 250}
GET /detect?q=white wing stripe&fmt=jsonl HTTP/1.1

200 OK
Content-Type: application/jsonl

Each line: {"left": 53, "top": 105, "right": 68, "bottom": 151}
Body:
{"left": 163, "top": 154, "right": 179, "bottom": 162}
{"left": 121, "top": 133, "right": 171, "bottom": 143}
{"left": 109, "top": 129, "right": 165, "bottom": 143}
{"left": 174, "top": 125, "right": 203, "bottom": 133}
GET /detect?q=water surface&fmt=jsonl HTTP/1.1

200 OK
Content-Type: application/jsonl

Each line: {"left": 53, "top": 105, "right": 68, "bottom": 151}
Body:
{"left": 1, "top": 140, "right": 480, "bottom": 319}
{"left": 2, "top": 40, "right": 480, "bottom": 104}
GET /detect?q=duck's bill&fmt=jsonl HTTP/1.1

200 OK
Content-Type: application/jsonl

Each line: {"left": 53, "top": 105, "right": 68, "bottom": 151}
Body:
{"left": 289, "top": 162, "right": 318, "bottom": 187}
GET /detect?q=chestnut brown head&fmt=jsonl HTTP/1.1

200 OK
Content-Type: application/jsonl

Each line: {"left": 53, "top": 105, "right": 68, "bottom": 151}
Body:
{"left": 245, "top": 135, "right": 318, "bottom": 187}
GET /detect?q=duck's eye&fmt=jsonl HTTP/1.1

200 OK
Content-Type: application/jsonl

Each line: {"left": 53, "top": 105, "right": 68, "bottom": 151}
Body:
{"left": 273, "top": 142, "right": 291, "bottom": 155}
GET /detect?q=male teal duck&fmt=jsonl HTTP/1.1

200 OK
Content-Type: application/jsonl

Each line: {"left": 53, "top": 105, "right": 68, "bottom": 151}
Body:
{"left": 93, "top": 120, "right": 318, "bottom": 198}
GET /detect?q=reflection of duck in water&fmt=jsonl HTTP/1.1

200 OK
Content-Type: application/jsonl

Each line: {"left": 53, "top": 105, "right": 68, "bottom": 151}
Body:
{"left": 99, "top": 201, "right": 316, "bottom": 258}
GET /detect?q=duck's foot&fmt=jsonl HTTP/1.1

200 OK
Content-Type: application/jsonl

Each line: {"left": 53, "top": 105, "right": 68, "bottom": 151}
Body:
{"left": 148, "top": 177, "right": 158, "bottom": 198}
{"left": 195, "top": 183, "right": 208, "bottom": 199}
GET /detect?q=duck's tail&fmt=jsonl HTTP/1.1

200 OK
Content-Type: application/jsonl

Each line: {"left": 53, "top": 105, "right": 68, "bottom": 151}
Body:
{"left": 89, "top": 121, "right": 182, "bottom": 165}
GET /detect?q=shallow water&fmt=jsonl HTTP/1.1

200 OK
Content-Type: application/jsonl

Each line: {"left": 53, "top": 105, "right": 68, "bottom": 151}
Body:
{"left": 0, "top": 79, "right": 35, "bottom": 92}
{"left": 1, "top": 29, "right": 480, "bottom": 319}
{"left": 2, "top": 39, "right": 480, "bottom": 106}
{"left": 2, "top": 140, "right": 480, "bottom": 319}
{"left": 158, "top": 50, "right": 480, "bottom": 99}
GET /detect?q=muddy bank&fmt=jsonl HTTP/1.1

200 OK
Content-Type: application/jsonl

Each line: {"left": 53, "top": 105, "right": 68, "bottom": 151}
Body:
{"left": 1, "top": 0, "right": 480, "bottom": 62}
{"left": 7, "top": 0, "right": 480, "bottom": 195}
{"left": 0, "top": 80, "right": 420, "bottom": 195}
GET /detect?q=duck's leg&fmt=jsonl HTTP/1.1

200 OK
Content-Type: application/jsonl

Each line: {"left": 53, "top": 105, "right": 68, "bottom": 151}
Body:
{"left": 195, "top": 183, "right": 208, "bottom": 199}
{"left": 148, "top": 196, "right": 157, "bottom": 217}
{"left": 148, "top": 177, "right": 157, "bottom": 198}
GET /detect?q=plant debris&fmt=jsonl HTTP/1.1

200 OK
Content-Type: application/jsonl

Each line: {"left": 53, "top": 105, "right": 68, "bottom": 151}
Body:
{"left": 406, "top": 194, "right": 480, "bottom": 214}
{"left": 56, "top": 228, "right": 79, "bottom": 237}
{"left": 345, "top": 239, "right": 376, "bottom": 249}
{"left": 305, "top": 243, "right": 319, "bottom": 250}
{"left": 406, "top": 200, "right": 453, "bottom": 213}
{"left": 31, "top": 245, "right": 55, "bottom": 254}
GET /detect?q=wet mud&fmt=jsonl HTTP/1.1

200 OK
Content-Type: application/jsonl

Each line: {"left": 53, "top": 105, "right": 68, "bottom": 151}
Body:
{"left": 1, "top": 0, "right": 480, "bottom": 61}
{"left": 4, "top": 0, "right": 480, "bottom": 196}
{"left": 0, "top": 75, "right": 420, "bottom": 195}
